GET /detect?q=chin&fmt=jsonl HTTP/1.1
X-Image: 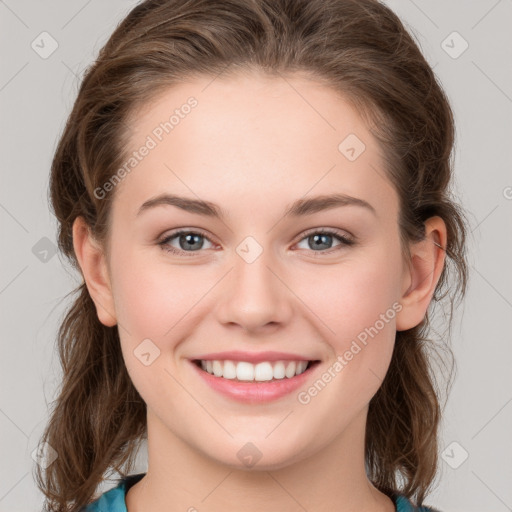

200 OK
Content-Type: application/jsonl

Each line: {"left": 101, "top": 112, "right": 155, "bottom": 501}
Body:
{"left": 201, "top": 438, "right": 312, "bottom": 472}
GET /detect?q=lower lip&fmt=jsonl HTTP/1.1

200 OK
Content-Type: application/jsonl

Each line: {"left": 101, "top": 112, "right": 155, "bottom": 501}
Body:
{"left": 189, "top": 360, "right": 320, "bottom": 403}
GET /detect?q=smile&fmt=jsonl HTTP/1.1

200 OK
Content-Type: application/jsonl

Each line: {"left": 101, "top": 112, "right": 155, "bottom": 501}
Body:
{"left": 189, "top": 355, "right": 322, "bottom": 403}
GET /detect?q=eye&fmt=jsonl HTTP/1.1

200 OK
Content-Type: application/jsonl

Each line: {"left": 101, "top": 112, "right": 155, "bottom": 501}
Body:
{"left": 294, "top": 228, "right": 355, "bottom": 255}
{"left": 158, "top": 229, "right": 215, "bottom": 256}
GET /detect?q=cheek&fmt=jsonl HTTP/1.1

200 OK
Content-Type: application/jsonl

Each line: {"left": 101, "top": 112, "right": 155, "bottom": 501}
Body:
{"left": 111, "top": 251, "right": 200, "bottom": 397}
{"left": 295, "top": 249, "right": 401, "bottom": 398}
{"left": 110, "top": 245, "right": 201, "bottom": 339}
{"left": 298, "top": 254, "right": 402, "bottom": 342}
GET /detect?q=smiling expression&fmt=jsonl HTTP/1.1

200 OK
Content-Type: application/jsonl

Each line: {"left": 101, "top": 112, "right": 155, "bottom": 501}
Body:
{"left": 86, "top": 69, "right": 414, "bottom": 469}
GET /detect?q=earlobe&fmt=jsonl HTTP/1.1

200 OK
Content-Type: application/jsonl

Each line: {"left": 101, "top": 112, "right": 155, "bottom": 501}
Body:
{"left": 395, "top": 216, "right": 447, "bottom": 331}
{"left": 72, "top": 217, "right": 117, "bottom": 327}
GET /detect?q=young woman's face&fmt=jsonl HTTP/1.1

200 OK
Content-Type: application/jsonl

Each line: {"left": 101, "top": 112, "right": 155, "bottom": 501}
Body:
{"left": 104, "top": 70, "right": 410, "bottom": 469}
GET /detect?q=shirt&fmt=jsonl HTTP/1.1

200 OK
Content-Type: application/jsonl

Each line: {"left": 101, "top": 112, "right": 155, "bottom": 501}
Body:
{"left": 81, "top": 472, "right": 441, "bottom": 511}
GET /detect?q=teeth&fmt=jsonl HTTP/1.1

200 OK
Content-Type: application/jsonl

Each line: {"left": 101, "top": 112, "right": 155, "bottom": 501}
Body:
{"left": 223, "top": 360, "right": 237, "bottom": 379}
{"left": 197, "top": 359, "right": 310, "bottom": 381}
{"left": 212, "top": 360, "right": 223, "bottom": 377}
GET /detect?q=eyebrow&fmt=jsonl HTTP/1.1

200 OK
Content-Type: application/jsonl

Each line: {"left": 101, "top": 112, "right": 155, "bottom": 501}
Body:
{"left": 137, "top": 192, "right": 377, "bottom": 219}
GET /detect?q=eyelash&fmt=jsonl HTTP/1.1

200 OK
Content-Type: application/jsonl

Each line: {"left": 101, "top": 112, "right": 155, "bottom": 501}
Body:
{"left": 157, "top": 228, "right": 355, "bottom": 257}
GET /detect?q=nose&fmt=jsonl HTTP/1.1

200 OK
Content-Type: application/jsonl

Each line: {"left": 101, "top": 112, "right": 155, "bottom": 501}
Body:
{"left": 216, "top": 244, "right": 293, "bottom": 334}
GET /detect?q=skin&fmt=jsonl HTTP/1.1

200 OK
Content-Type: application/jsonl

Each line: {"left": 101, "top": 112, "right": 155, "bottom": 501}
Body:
{"left": 73, "top": 69, "right": 446, "bottom": 512}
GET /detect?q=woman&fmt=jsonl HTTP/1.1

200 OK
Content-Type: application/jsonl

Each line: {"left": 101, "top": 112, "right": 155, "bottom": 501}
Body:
{"left": 35, "top": 0, "right": 469, "bottom": 510}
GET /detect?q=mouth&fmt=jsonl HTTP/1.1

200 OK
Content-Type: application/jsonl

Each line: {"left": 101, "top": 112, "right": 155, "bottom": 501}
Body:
{"left": 191, "top": 359, "right": 321, "bottom": 382}
{"left": 188, "top": 356, "right": 322, "bottom": 403}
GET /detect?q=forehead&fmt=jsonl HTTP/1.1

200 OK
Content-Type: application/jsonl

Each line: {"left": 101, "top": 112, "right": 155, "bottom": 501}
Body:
{"left": 113, "top": 70, "right": 397, "bottom": 221}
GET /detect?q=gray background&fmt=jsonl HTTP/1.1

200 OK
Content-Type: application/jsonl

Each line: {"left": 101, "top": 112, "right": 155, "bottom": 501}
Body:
{"left": 1, "top": 1, "right": 511, "bottom": 511}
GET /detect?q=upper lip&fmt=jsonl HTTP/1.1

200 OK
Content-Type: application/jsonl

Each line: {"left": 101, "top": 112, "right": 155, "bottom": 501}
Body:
{"left": 191, "top": 350, "right": 320, "bottom": 364}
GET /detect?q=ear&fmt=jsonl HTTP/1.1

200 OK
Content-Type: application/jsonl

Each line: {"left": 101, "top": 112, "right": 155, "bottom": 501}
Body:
{"left": 395, "top": 216, "right": 447, "bottom": 331}
{"left": 72, "top": 216, "right": 117, "bottom": 327}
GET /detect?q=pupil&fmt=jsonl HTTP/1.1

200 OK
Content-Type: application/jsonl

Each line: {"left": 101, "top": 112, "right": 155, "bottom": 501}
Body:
{"left": 182, "top": 233, "right": 202, "bottom": 250}
{"left": 311, "top": 234, "right": 330, "bottom": 250}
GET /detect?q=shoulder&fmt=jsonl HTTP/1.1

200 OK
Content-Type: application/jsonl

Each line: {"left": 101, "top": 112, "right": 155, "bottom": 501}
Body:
{"left": 394, "top": 494, "right": 442, "bottom": 512}
{"left": 80, "top": 473, "right": 146, "bottom": 512}
{"left": 80, "top": 481, "right": 126, "bottom": 512}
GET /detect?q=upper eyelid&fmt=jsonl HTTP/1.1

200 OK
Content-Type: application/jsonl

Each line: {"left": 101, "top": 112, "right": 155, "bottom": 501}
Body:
{"left": 159, "top": 228, "right": 215, "bottom": 244}
{"left": 299, "top": 226, "right": 353, "bottom": 239}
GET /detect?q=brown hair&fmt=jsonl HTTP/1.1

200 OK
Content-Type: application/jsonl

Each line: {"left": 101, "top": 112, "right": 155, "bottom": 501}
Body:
{"left": 35, "top": 0, "right": 469, "bottom": 510}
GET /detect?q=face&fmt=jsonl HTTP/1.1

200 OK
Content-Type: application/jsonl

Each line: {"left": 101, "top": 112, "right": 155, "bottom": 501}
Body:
{"left": 96, "top": 70, "right": 411, "bottom": 470}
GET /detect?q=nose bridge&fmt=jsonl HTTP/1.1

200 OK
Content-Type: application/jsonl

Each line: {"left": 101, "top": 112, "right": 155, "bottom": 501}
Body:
{"left": 235, "top": 242, "right": 274, "bottom": 294}
{"left": 217, "top": 236, "right": 292, "bottom": 331}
